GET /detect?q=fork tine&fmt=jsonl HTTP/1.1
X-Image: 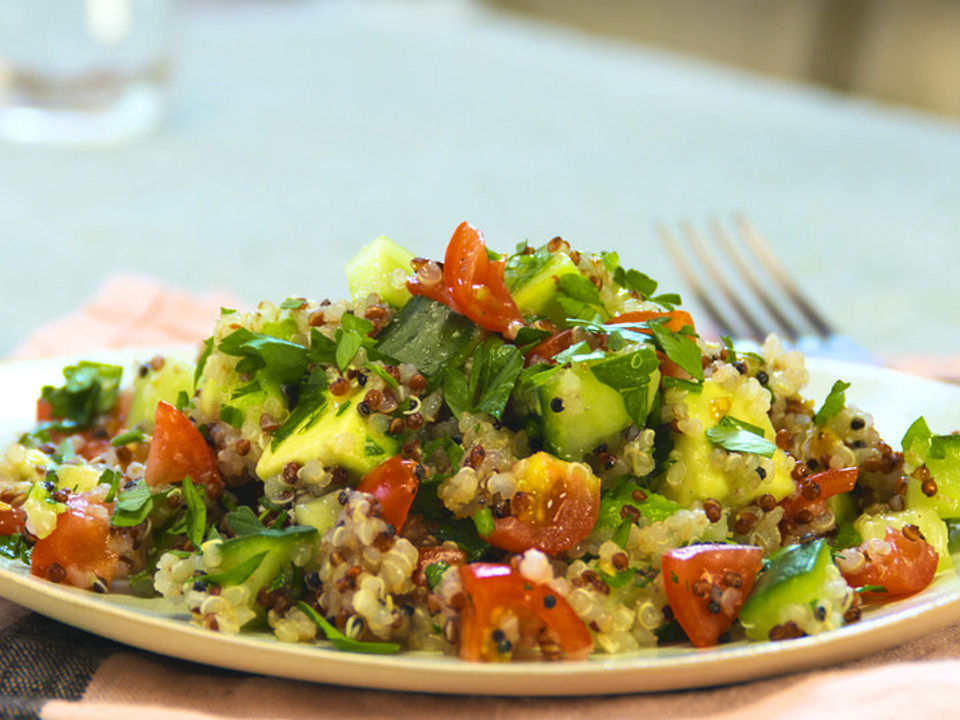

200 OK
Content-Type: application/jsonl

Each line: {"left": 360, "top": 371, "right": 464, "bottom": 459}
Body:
{"left": 734, "top": 215, "right": 835, "bottom": 338}
{"left": 709, "top": 219, "right": 801, "bottom": 342}
{"left": 679, "top": 221, "right": 768, "bottom": 343}
{"left": 656, "top": 223, "right": 742, "bottom": 338}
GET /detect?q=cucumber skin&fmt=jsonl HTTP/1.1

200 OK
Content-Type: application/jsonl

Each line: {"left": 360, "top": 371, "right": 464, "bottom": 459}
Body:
{"left": 216, "top": 526, "right": 318, "bottom": 605}
{"left": 739, "top": 539, "right": 832, "bottom": 641}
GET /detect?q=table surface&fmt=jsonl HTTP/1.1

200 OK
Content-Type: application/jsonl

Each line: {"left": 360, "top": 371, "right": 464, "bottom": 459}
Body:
{"left": 0, "top": 0, "right": 958, "bottom": 357}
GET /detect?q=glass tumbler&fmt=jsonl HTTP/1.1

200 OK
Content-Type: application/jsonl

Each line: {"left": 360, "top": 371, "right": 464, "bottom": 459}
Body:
{"left": 0, "top": 0, "right": 174, "bottom": 144}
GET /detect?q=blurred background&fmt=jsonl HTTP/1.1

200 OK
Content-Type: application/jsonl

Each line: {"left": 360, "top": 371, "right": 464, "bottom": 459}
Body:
{"left": 0, "top": 0, "right": 957, "bottom": 366}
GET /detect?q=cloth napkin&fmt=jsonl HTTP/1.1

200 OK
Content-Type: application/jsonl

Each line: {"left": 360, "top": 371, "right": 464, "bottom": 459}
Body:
{"left": 4, "top": 276, "right": 960, "bottom": 720}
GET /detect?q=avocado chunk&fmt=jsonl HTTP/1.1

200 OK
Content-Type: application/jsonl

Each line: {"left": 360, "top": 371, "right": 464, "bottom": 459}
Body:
{"left": 662, "top": 378, "right": 794, "bottom": 507}
{"left": 256, "top": 388, "right": 398, "bottom": 480}
{"left": 739, "top": 539, "right": 849, "bottom": 640}
{"left": 540, "top": 364, "right": 632, "bottom": 461}
{"left": 345, "top": 235, "right": 415, "bottom": 308}
{"left": 127, "top": 357, "right": 195, "bottom": 430}
{"left": 504, "top": 247, "right": 581, "bottom": 323}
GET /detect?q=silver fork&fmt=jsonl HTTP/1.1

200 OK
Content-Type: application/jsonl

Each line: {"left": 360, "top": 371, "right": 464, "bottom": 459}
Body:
{"left": 657, "top": 216, "right": 874, "bottom": 364}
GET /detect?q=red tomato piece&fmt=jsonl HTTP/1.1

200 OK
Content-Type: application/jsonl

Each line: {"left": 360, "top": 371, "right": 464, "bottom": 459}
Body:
{"left": 0, "top": 508, "right": 25, "bottom": 535}
{"left": 458, "top": 563, "right": 592, "bottom": 661}
{"left": 408, "top": 222, "right": 523, "bottom": 335}
{"left": 36, "top": 398, "right": 53, "bottom": 422}
{"left": 31, "top": 494, "right": 118, "bottom": 589}
{"left": 662, "top": 544, "right": 764, "bottom": 648}
{"left": 145, "top": 401, "right": 223, "bottom": 499}
{"left": 779, "top": 467, "right": 858, "bottom": 525}
{"left": 524, "top": 328, "right": 576, "bottom": 366}
{"left": 606, "top": 310, "right": 696, "bottom": 335}
{"left": 485, "top": 453, "right": 601, "bottom": 555}
{"left": 357, "top": 455, "right": 420, "bottom": 530}
{"left": 839, "top": 526, "right": 938, "bottom": 601}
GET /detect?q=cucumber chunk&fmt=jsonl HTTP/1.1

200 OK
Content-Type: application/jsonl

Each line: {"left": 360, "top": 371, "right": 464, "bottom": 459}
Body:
{"left": 504, "top": 248, "right": 581, "bottom": 323}
{"left": 128, "top": 357, "right": 195, "bottom": 430}
{"left": 739, "top": 539, "right": 851, "bottom": 641}
{"left": 345, "top": 236, "right": 415, "bottom": 308}
{"left": 905, "top": 431, "right": 960, "bottom": 520}
{"left": 540, "top": 364, "right": 631, "bottom": 461}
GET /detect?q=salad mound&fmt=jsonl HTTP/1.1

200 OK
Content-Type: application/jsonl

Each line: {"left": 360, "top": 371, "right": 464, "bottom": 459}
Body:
{"left": 0, "top": 222, "right": 955, "bottom": 661}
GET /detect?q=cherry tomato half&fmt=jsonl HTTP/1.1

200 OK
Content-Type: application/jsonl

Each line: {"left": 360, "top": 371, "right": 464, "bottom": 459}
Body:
{"left": 357, "top": 455, "right": 420, "bottom": 530}
{"left": 839, "top": 526, "right": 938, "bottom": 601}
{"left": 0, "top": 508, "right": 25, "bottom": 535}
{"left": 144, "top": 401, "right": 223, "bottom": 499}
{"left": 779, "top": 466, "right": 858, "bottom": 525}
{"left": 458, "top": 562, "right": 592, "bottom": 661}
{"left": 31, "top": 493, "right": 118, "bottom": 590}
{"left": 408, "top": 222, "right": 523, "bottom": 335}
{"left": 485, "top": 452, "right": 601, "bottom": 555}
{"left": 662, "top": 544, "right": 764, "bottom": 648}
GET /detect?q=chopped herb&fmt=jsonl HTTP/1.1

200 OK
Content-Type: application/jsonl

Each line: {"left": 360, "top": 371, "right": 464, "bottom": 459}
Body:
{"left": 513, "top": 326, "right": 551, "bottom": 353}
{"left": 814, "top": 380, "right": 851, "bottom": 427}
{"left": 661, "top": 377, "right": 704, "bottom": 394}
{"left": 552, "top": 341, "right": 605, "bottom": 365}
{"left": 901, "top": 416, "right": 932, "bottom": 453}
{"left": 335, "top": 329, "right": 365, "bottom": 372}
{"left": 224, "top": 506, "right": 267, "bottom": 536}
{"left": 443, "top": 337, "right": 523, "bottom": 421}
{"left": 195, "top": 337, "right": 214, "bottom": 387}
{"left": 857, "top": 584, "right": 887, "bottom": 594}
{"left": 297, "top": 602, "right": 400, "bottom": 654}
{"left": 101, "top": 468, "right": 122, "bottom": 503}
{"left": 374, "top": 297, "right": 476, "bottom": 377}
{"left": 220, "top": 308, "right": 236, "bottom": 315}
{"left": 336, "top": 401, "right": 352, "bottom": 417}
{"left": 111, "top": 482, "right": 155, "bottom": 527}
{"left": 40, "top": 361, "right": 123, "bottom": 430}
{"left": 0, "top": 534, "right": 31, "bottom": 564}
{"left": 270, "top": 392, "right": 328, "bottom": 451}
{"left": 706, "top": 416, "right": 776, "bottom": 458}
{"left": 720, "top": 335, "right": 737, "bottom": 362}
{"left": 111, "top": 429, "right": 145, "bottom": 447}
{"left": 599, "top": 568, "right": 635, "bottom": 588}
{"left": 201, "top": 551, "right": 268, "bottom": 587}
{"left": 219, "top": 405, "right": 244, "bottom": 429}
{"left": 650, "top": 293, "right": 682, "bottom": 310}
{"left": 588, "top": 348, "right": 659, "bottom": 425}
{"left": 504, "top": 245, "right": 553, "bottom": 292}
{"left": 340, "top": 312, "right": 374, "bottom": 336}
{"left": 648, "top": 322, "right": 703, "bottom": 382}
{"left": 557, "top": 274, "right": 602, "bottom": 305}
{"left": 231, "top": 379, "right": 262, "bottom": 400}
{"left": 832, "top": 522, "right": 862, "bottom": 550}
{"left": 472, "top": 507, "right": 495, "bottom": 538}
{"left": 364, "top": 363, "right": 400, "bottom": 390}
{"left": 182, "top": 476, "right": 207, "bottom": 549}
{"left": 613, "top": 266, "right": 658, "bottom": 298}
{"left": 364, "top": 439, "right": 384, "bottom": 457}
{"left": 424, "top": 561, "right": 451, "bottom": 591}
{"left": 280, "top": 297, "right": 307, "bottom": 310}
{"left": 175, "top": 390, "right": 190, "bottom": 412}
{"left": 600, "top": 251, "right": 620, "bottom": 273}
{"left": 218, "top": 329, "right": 310, "bottom": 386}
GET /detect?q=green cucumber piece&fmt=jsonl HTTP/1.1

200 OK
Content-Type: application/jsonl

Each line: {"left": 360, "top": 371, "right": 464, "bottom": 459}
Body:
{"left": 540, "top": 364, "right": 631, "bottom": 461}
{"left": 345, "top": 236, "right": 416, "bottom": 308}
{"left": 505, "top": 248, "right": 581, "bottom": 323}
{"left": 739, "top": 539, "right": 846, "bottom": 641}
{"left": 127, "top": 357, "right": 195, "bottom": 430}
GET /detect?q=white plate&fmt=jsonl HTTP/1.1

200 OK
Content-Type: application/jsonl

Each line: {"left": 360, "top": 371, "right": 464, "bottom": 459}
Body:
{"left": 1, "top": 350, "right": 959, "bottom": 696}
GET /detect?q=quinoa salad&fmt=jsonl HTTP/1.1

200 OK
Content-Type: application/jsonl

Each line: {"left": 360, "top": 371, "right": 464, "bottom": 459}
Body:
{"left": 1, "top": 221, "right": 957, "bottom": 661}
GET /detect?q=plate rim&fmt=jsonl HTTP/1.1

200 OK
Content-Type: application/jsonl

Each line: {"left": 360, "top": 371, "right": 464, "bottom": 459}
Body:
{"left": 1, "top": 351, "right": 959, "bottom": 695}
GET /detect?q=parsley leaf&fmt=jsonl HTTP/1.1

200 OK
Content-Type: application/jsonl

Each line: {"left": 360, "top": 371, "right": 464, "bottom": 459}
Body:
{"left": 219, "top": 329, "right": 309, "bottom": 385}
{"left": 648, "top": 322, "right": 703, "bottom": 381}
{"left": 200, "top": 552, "right": 268, "bottom": 587}
{"left": 280, "top": 297, "right": 307, "bottom": 310}
{"left": 219, "top": 405, "right": 244, "bottom": 429}
{"left": 705, "top": 416, "right": 776, "bottom": 457}
{"left": 814, "top": 380, "right": 851, "bottom": 426}
{"left": 424, "top": 561, "right": 451, "bottom": 591}
{"left": 224, "top": 506, "right": 267, "bottom": 536}
{"left": 182, "top": 476, "right": 207, "bottom": 549}
{"left": 504, "top": 245, "right": 553, "bottom": 292}
{"left": 297, "top": 601, "right": 400, "bottom": 654}
{"left": 613, "top": 266, "right": 658, "bottom": 298}
{"left": 0, "top": 534, "right": 32, "bottom": 564}
{"left": 588, "top": 348, "right": 659, "bottom": 425}
{"left": 40, "top": 361, "right": 123, "bottom": 430}
{"left": 472, "top": 507, "right": 495, "bottom": 538}
{"left": 195, "top": 336, "right": 214, "bottom": 387}
{"left": 111, "top": 482, "right": 155, "bottom": 527}
{"left": 901, "top": 416, "right": 932, "bottom": 453}
{"left": 442, "top": 337, "right": 523, "bottom": 421}
{"left": 111, "top": 429, "right": 145, "bottom": 447}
